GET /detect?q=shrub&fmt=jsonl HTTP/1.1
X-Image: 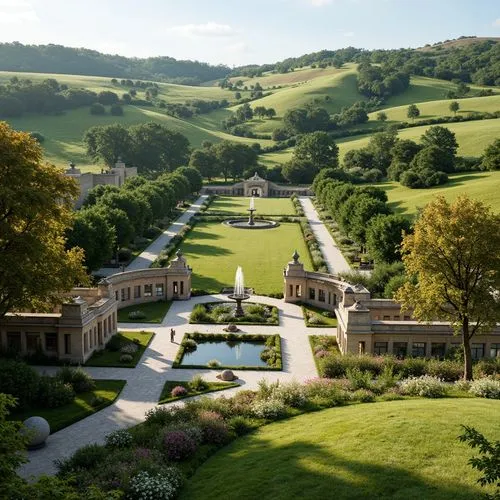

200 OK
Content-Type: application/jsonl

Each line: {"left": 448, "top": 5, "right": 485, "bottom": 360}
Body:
{"left": 55, "top": 443, "right": 108, "bottom": 474}
{"left": 251, "top": 398, "right": 287, "bottom": 420}
{"left": 228, "top": 416, "right": 254, "bottom": 436}
{"left": 183, "top": 339, "right": 197, "bottom": 352}
{"left": 399, "top": 357, "right": 427, "bottom": 378}
{"left": 110, "top": 104, "right": 123, "bottom": 116}
{"left": 189, "top": 374, "right": 208, "bottom": 391}
{"left": 34, "top": 377, "right": 75, "bottom": 408}
{"left": 474, "top": 358, "right": 500, "bottom": 378}
{"left": 89, "top": 395, "right": 105, "bottom": 407}
{"left": 375, "top": 365, "right": 401, "bottom": 392}
{"left": 274, "top": 381, "right": 307, "bottom": 408}
{"left": 117, "top": 247, "right": 132, "bottom": 262}
{"left": 120, "top": 354, "right": 133, "bottom": 363}
{"left": 352, "top": 389, "right": 376, "bottom": 402}
{"left": 207, "top": 359, "right": 221, "bottom": 368}
{"left": 0, "top": 359, "right": 40, "bottom": 409}
{"left": 128, "top": 311, "right": 147, "bottom": 321}
{"left": 166, "top": 423, "right": 203, "bottom": 445}
{"left": 318, "top": 355, "right": 346, "bottom": 378}
{"left": 425, "top": 359, "right": 462, "bottom": 381}
{"left": 163, "top": 430, "right": 197, "bottom": 461}
{"left": 454, "top": 379, "right": 471, "bottom": 392}
{"left": 198, "top": 410, "right": 230, "bottom": 444}
{"left": 121, "top": 343, "right": 139, "bottom": 354}
{"left": 106, "top": 336, "right": 122, "bottom": 352}
{"left": 346, "top": 367, "right": 373, "bottom": 390}
{"left": 469, "top": 378, "right": 500, "bottom": 399}
{"left": 190, "top": 304, "right": 211, "bottom": 323}
{"left": 129, "top": 469, "right": 183, "bottom": 500}
{"left": 399, "top": 375, "right": 448, "bottom": 398}
{"left": 56, "top": 366, "right": 96, "bottom": 393}
{"left": 90, "top": 102, "right": 105, "bottom": 115}
{"left": 105, "top": 429, "right": 133, "bottom": 448}
{"left": 170, "top": 386, "right": 188, "bottom": 398}
{"left": 145, "top": 406, "right": 183, "bottom": 427}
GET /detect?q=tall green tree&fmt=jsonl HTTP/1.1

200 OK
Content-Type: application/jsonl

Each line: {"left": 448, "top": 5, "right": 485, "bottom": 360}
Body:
{"left": 407, "top": 104, "right": 420, "bottom": 121}
{"left": 189, "top": 149, "right": 219, "bottom": 180}
{"left": 366, "top": 214, "right": 412, "bottom": 263}
{"left": 83, "top": 124, "right": 132, "bottom": 167}
{"left": 480, "top": 139, "right": 500, "bottom": 171}
{"left": 449, "top": 101, "right": 460, "bottom": 115}
{"left": 0, "top": 123, "right": 87, "bottom": 317}
{"left": 395, "top": 195, "right": 500, "bottom": 380}
{"left": 294, "top": 131, "right": 339, "bottom": 169}
{"left": 421, "top": 125, "right": 458, "bottom": 157}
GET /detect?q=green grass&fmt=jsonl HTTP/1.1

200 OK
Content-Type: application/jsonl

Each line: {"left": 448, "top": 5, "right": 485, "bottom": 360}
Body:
{"left": 158, "top": 380, "right": 239, "bottom": 404}
{"left": 85, "top": 331, "right": 154, "bottom": 367}
{"left": 207, "top": 196, "right": 295, "bottom": 215}
{"left": 181, "top": 398, "right": 500, "bottom": 500}
{"left": 11, "top": 379, "right": 126, "bottom": 433}
{"left": 117, "top": 300, "right": 171, "bottom": 323}
{"left": 176, "top": 221, "right": 312, "bottom": 295}
{"left": 375, "top": 171, "right": 500, "bottom": 217}
{"left": 301, "top": 304, "right": 337, "bottom": 327}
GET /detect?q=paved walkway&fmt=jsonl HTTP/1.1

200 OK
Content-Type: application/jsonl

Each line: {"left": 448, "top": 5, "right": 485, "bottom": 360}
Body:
{"left": 18, "top": 294, "right": 335, "bottom": 479}
{"left": 96, "top": 195, "right": 207, "bottom": 276}
{"left": 299, "top": 197, "right": 351, "bottom": 275}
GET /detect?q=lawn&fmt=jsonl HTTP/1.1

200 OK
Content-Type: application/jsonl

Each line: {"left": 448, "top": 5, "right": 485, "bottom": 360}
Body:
{"left": 11, "top": 379, "right": 126, "bottom": 433}
{"left": 158, "top": 380, "right": 239, "bottom": 404}
{"left": 207, "top": 196, "right": 295, "bottom": 215}
{"left": 117, "top": 300, "right": 172, "bottom": 323}
{"left": 85, "top": 330, "right": 154, "bottom": 367}
{"left": 302, "top": 304, "right": 337, "bottom": 327}
{"left": 376, "top": 171, "right": 500, "bottom": 217}
{"left": 181, "top": 399, "right": 500, "bottom": 500}
{"left": 176, "top": 221, "right": 312, "bottom": 294}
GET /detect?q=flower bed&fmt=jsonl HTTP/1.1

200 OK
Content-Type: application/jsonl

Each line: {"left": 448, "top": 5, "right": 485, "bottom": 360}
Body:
{"left": 189, "top": 302, "right": 279, "bottom": 325}
{"left": 159, "top": 376, "right": 239, "bottom": 404}
{"left": 302, "top": 304, "right": 338, "bottom": 327}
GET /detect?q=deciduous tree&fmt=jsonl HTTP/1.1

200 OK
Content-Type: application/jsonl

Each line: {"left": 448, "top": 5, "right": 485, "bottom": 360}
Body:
{"left": 395, "top": 195, "right": 500, "bottom": 380}
{"left": 407, "top": 104, "right": 420, "bottom": 121}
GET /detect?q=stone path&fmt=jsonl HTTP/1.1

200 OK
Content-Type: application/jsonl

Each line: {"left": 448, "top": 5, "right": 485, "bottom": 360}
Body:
{"left": 19, "top": 294, "right": 335, "bottom": 479}
{"left": 96, "top": 195, "right": 208, "bottom": 276}
{"left": 299, "top": 197, "right": 351, "bottom": 275}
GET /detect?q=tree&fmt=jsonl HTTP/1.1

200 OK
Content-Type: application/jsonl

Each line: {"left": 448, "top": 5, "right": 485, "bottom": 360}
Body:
{"left": 97, "top": 91, "right": 119, "bottom": 105}
{"left": 366, "top": 214, "right": 412, "bottom": 263}
{"left": 90, "top": 102, "right": 105, "bottom": 115}
{"left": 480, "top": 139, "right": 500, "bottom": 171}
{"left": 377, "top": 111, "right": 387, "bottom": 122}
{"left": 407, "top": 104, "right": 420, "bottom": 121}
{"left": 265, "top": 108, "right": 276, "bottom": 119}
{"left": 175, "top": 166, "right": 203, "bottom": 193}
{"left": 234, "top": 91, "right": 241, "bottom": 100}
{"left": 343, "top": 148, "right": 374, "bottom": 171}
{"left": 282, "top": 158, "right": 318, "bottom": 184}
{"left": 189, "top": 149, "right": 219, "bottom": 180}
{"left": 212, "top": 141, "right": 257, "bottom": 182}
{"left": 110, "top": 104, "right": 124, "bottom": 116}
{"left": 294, "top": 131, "right": 339, "bottom": 169}
{"left": 421, "top": 125, "right": 458, "bottom": 157}
{"left": 83, "top": 124, "right": 132, "bottom": 167}
{"left": 449, "top": 101, "right": 460, "bottom": 115}
{"left": 410, "top": 145, "right": 454, "bottom": 173}
{"left": 235, "top": 102, "right": 253, "bottom": 122}
{"left": 254, "top": 106, "right": 267, "bottom": 118}
{"left": 395, "top": 195, "right": 500, "bottom": 380}
{"left": 0, "top": 123, "right": 87, "bottom": 318}
{"left": 367, "top": 130, "right": 398, "bottom": 173}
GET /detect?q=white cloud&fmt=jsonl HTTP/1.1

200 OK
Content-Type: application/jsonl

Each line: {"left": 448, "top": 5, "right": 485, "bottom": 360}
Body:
{"left": 493, "top": 18, "right": 500, "bottom": 27}
{"left": 0, "top": 0, "right": 38, "bottom": 24}
{"left": 169, "top": 22, "right": 236, "bottom": 38}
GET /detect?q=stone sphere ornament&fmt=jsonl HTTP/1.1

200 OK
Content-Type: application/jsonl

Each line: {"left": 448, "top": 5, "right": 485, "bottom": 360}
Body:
{"left": 22, "top": 416, "right": 50, "bottom": 449}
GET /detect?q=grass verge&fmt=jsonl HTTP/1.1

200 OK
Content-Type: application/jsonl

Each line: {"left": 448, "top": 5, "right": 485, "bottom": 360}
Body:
{"left": 302, "top": 304, "right": 338, "bottom": 327}
{"left": 117, "top": 301, "right": 172, "bottom": 323}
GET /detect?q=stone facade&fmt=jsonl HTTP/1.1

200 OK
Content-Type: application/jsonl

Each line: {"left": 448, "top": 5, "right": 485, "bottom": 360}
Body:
{"left": 0, "top": 252, "right": 191, "bottom": 363}
{"left": 65, "top": 159, "right": 138, "bottom": 208}
{"left": 201, "top": 172, "right": 313, "bottom": 198}
{"left": 283, "top": 252, "right": 500, "bottom": 359}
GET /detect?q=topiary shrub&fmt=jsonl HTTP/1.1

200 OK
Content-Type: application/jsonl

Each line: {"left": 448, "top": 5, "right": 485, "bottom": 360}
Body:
{"left": 163, "top": 430, "right": 197, "bottom": 461}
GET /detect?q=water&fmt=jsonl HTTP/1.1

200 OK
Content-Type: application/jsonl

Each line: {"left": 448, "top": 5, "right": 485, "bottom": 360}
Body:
{"left": 180, "top": 340, "right": 267, "bottom": 367}
{"left": 249, "top": 196, "right": 255, "bottom": 211}
{"left": 234, "top": 266, "right": 245, "bottom": 297}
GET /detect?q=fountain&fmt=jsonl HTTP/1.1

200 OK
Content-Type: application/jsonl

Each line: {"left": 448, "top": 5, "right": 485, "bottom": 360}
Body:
{"left": 223, "top": 195, "right": 278, "bottom": 229}
{"left": 228, "top": 266, "right": 250, "bottom": 317}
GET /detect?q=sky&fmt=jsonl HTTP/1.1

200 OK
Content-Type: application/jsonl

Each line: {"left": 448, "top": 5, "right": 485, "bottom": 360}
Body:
{"left": 0, "top": 0, "right": 499, "bottom": 67}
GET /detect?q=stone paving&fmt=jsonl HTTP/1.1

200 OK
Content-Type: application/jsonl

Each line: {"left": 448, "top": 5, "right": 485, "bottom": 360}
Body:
{"left": 19, "top": 294, "right": 335, "bottom": 479}
{"left": 299, "top": 196, "right": 352, "bottom": 275}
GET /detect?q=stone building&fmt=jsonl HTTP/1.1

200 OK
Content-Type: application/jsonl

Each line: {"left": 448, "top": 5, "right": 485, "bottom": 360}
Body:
{"left": 0, "top": 252, "right": 191, "bottom": 363}
{"left": 201, "top": 172, "right": 313, "bottom": 198}
{"left": 283, "top": 251, "right": 500, "bottom": 359}
{"left": 65, "top": 159, "right": 137, "bottom": 208}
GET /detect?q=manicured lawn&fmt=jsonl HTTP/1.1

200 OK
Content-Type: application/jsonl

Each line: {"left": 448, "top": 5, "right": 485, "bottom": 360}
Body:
{"left": 11, "top": 380, "right": 126, "bottom": 433}
{"left": 85, "top": 331, "right": 154, "bottom": 367}
{"left": 375, "top": 170, "right": 500, "bottom": 217}
{"left": 117, "top": 300, "right": 172, "bottom": 323}
{"left": 176, "top": 221, "right": 312, "bottom": 295}
{"left": 158, "top": 380, "right": 239, "bottom": 404}
{"left": 181, "top": 399, "right": 500, "bottom": 499}
{"left": 207, "top": 196, "right": 295, "bottom": 215}
{"left": 302, "top": 304, "right": 337, "bottom": 327}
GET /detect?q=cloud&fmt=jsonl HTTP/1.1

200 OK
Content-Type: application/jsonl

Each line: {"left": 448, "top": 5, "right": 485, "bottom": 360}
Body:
{"left": 0, "top": 0, "right": 38, "bottom": 24}
{"left": 169, "top": 22, "right": 236, "bottom": 38}
{"left": 493, "top": 18, "right": 500, "bottom": 27}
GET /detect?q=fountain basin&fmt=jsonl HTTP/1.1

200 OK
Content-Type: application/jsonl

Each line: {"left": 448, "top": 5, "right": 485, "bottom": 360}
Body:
{"left": 223, "top": 219, "right": 279, "bottom": 229}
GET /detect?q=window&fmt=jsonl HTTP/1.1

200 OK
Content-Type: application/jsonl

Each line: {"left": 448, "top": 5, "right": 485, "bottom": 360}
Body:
{"left": 431, "top": 343, "right": 446, "bottom": 358}
{"left": 393, "top": 342, "right": 407, "bottom": 358}
{"left": 289, "top": 285, "right": 293, "bottom": 297}
{"left": 26, "top": 333, "right": 41, "bottom": 352}
{"left": 121, "top": 288, "right": 126, "bottom": 301}
{"left": 490, "top": 343, "right": 500, "bottom": 358}
{"left": 328, "top": 292, "right": 331, "bottom": 304}
{"left": 393, "top": 315, "right": 400, "bottom": 321}
{"left": 84, "top": 333, "right": 88, "bottom": 353}
{"left": 374, "top": 342, "right": 388, "bottom": 355}
{"left": 134, "top": 285, "right": 141, "bottom": 298}
{"left": 471, "top": 343, "right": 485, "bottom": 360}
{"left": 358, "top": 341, "right": 365, "bottom": 354}
{"left": 127, "top": 287, "right": 131, "bottom": 300}
{"left": 6, "top": 333, "right": 21, "bottom": 352}
{"left": 309, "top": 288, "right": 315, "bottom": 300}
{"left": 383, "top": 315, "right": 391, "bottom": 320}
{"left": 144, "top": 284, "right": 153, "bottom": 297}
{"left": 64, "top": 334, "right": 71, "bottom": 354}
{"left": 115, "top": 291, "right": 119, "bottom": 301}
{"left": 180, "top": 281, "right": 184, "bottom": 295}
{"left": 295, "top": 285, "right": 301, "bottom": 297}
{"left": 173, "top": 281, "right": 178, "bottom": 295}
{"left": 412, "top": 342, "right": 426, "bottom": 357}
{"left": 45, "top": 333, "right": 57, "bottom": 352}
{"left": 333, "top": 294, "right": 337, "bottom": 306}
{"left": 318, "top": 289, "right": 325, "bottom": 302}
{"left": 156, "top": 283, "right": 164, "bottom": 296}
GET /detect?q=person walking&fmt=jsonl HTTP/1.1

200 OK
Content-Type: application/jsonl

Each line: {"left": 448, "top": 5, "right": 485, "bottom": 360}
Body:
{"left": 170, "top": 328, "right": 175, "bottom": 343}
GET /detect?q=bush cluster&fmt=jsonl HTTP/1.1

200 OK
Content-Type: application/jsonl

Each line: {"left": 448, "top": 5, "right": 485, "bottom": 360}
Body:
{"left": 189, "top": 302, "right": 279, "bottom": 325}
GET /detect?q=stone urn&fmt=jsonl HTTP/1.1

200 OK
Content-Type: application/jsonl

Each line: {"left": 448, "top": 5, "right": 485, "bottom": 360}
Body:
{"left": 220, "top": 369, "right": 236, "bottom": 381}
{"left": 22, "top": 416, "right": 50, "bottom": 449}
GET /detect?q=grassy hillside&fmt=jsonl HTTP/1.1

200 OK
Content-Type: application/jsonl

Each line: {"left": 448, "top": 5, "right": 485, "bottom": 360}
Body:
{"left": 181, "top": 399, "right": 500, "bottom": 499}
{"left": 378, "top": 171, "right": 500, "bottom": 217}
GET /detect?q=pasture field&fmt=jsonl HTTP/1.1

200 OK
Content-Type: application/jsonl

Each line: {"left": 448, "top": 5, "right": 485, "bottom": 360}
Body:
{"left": 378, "top": 171, "right": 500, "bottom": 217}
{"left": 207, "top": 196, "right": 295, "bottom": 215}
{"left": 181, "top": 399, "right": 500, "bottom": 500}
{"left": 176, "top": 220, "right": 312, "bottom": 295}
